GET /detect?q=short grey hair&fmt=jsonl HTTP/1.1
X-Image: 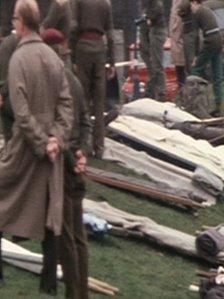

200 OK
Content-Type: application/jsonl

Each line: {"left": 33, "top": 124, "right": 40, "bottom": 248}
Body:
{"left": 15, "top": 0, "right": 40, "bottom": 32}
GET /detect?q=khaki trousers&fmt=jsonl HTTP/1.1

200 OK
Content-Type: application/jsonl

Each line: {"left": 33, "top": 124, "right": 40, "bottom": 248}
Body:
{"left": 76, "top": 48, "right": 106, "bottom": 157}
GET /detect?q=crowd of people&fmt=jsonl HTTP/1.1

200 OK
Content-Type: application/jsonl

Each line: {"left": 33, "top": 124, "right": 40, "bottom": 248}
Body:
{"left": 0, "top": 0, "right": 115, "bottom": 298}
{"left": 0, "top": 0, "right": 223, "bottom": 298}
{"left": 139, "top": 0, "right": 224, "bottom": 116}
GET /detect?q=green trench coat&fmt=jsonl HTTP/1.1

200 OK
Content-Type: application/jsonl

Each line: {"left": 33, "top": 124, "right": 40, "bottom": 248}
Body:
{"left": 0, "top": 33, "right": 74, "bottom": 240}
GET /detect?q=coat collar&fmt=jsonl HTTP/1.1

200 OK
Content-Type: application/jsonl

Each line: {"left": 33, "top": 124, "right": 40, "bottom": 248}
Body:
{"left": 17, "top": 32, "right": 43, "bottom": 48}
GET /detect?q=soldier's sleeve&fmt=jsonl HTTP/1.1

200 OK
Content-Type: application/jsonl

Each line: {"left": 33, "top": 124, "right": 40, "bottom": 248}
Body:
{"left": 8, "top": 55, "right": 49, "bottom": 158}
{"left": 42, "top": 2, "right": 63, "bottom": 30}
{"left": 49, "top": 65, "right": 74, "bottom": 151}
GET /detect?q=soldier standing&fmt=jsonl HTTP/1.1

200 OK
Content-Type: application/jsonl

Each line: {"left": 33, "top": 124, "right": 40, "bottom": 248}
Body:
{"left": 70, "top": 0, "right": 115, "bottom": 158}
{"left": 40, "top": 29, "right": 92, "bottom": 299}
{"left": 178, "top": 0, "right": 198, "bottom": 75}
{"left": 190, "top": 0, "right": 224, "bottom": 116}
{"left": 145, "top": 0, "right": 167, "bottom": 101}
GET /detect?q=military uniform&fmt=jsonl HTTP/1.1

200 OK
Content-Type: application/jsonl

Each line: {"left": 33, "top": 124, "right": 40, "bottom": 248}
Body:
{"left": 61, "top": 69, "right": 92, "bottom": 299}
{"left": 40, "top": 68, "right": 92, "bottom": 299}
{"left": 42, "top": 0, "right": 72, "bottom": 39}
{"left": 37, "top": 0, "right": 52, "bottom": 20}
{"left": 71, "top": 0, "right": 115, "bottom": 158}
{"left": 145, "top": 0, "right": 167, "bottom": 101}
{"left": 178, "top": 0, "right": 198, "bottom": 75}
{"left": 191, "top": 5, "right": 223, "bottom": 115}
{"left": 139, "top": 21, "right": 151, "bottom": 80}
{"left": 0, "top": 30, "right": 92, "bottom": 298}
{"left": 38, "top": 29, "right": 92, "bottom": 298}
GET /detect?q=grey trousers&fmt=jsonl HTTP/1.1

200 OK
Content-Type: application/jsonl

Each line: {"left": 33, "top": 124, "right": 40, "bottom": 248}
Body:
{"left": 146, "top": 26, "right": 166, "bottom": 101}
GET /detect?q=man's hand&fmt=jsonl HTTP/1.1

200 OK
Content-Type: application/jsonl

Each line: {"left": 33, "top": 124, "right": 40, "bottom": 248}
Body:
{"left": 74, "top": 149, "right": 87, "bottom": 173}
{"left": 46, "top": 137, "right": 60, "bottom": 162}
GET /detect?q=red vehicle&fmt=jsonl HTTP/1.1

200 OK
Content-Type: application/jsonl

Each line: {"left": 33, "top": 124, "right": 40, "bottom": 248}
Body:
{"left": 122, "top": 39, "right": 179, "bottom": 102}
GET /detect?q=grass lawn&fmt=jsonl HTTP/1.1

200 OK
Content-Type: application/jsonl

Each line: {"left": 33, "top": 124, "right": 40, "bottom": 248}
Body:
{"left": 0, "top": 158, "right": 224, "bottom": 299}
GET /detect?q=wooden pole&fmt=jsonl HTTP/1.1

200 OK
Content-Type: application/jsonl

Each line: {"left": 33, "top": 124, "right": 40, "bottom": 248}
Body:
{"left": 85, "top": 167, "right": 204, "bottom": 210}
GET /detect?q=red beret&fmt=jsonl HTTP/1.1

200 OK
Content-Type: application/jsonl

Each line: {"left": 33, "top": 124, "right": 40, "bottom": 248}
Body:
{"left": 41, "top": 28, "right": 65, "bottom": 45}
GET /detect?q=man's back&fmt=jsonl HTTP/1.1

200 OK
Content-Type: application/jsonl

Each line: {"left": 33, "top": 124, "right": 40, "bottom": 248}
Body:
{"left": 73, "top": 0, "right": 113, "bottom": 34}
{"left": 9, "top": 35, "right": 65, "bottom": 123}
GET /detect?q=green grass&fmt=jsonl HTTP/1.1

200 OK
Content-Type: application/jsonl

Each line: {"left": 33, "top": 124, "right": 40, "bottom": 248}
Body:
{"left": 1, "top": 81, "right": 224, "bottom": 298}
{"left": 1, "top": 159, "right": 224, "bottom": 298}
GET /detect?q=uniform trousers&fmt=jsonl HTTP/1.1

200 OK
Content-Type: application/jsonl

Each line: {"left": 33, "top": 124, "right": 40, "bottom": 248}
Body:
{"left": 192, "top": 47, "right": 223, "bottom": 110}
{"left": 76, "top": 47, "right": 106, "bottom": 157}
{"left": 147, "top": 26, "right": 166, "bottom": 101}
{"left": 40, "top": 160, "right": 88, "bottom": 299}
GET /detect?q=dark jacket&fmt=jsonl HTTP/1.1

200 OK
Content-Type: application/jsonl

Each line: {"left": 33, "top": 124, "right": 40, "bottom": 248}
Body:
{"left": 178, "top": 0, "right": 196, "bottom": 34}
{"left": 71, "top": 0, "right": 115, "bottom": 65}
{"left": 145, "top": 0, "right": 166, "bottom": 27}
{"left": 42, "top": 0, "right": 72, "bottom": 39}
{"left": 193, "top": 5, "right": 222, "bottom": 51}
{"left": 65, "top": 68, "right": 92, "bottom": 156}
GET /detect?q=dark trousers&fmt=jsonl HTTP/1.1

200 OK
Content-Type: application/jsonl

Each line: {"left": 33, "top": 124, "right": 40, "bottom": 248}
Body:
{"left": 40, "top": 229, "right": 58, "bottom": 295}
{"left": 60, "top": 171, "right": 88, "bottom": 299}
{"left": 183, "top": 30, "right": 197, "bottom": 75}
{"left": 76, "top": 53, "right": 106, "bottom": 157}
{"left": 40, "top": 169, "right": 88, "bottom": 299}
{"left": 147, "top": 26, "right": 166, "bottom": 101}
{"left": 192, "top": 47, "right": 223, "bottom": 109}
{"left": 175, "top": 66, "right": 186, "bottom": 87}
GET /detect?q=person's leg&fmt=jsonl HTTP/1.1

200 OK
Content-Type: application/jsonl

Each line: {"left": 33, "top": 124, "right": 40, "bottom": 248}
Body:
{"left": 183, "top": 30, "right": 197, "bottom": 75}
{"left": 40, "top": 228, "right": 58, "bottom": 295}
{"left": 175, "top": 65, "right": 186, "bottom": 87}
{"left": 139, "top": 22, "right": 151, "bottom": 96}
{"left": 60, "top": 195, "right": 81, "bottom": 299}
{"left": 192, "top": 48, "right": 213, "bottom": 78}
{"left": 146, "top": 28, "right": 156, "bottom": 99}
{"left": 148, "top": 27, "right": 166, "bottom": 101}
{"left": 92, "top": 60, "right": 106, "bottom": 158}
{"left": 72, "top": 183, "right": 88, "bottom": 299}
{"left": 60, "top": 170, "right": 88, "bottom": 299}
{"left": 76, "top": 61, "right": 94, "bottom": 114}
{"left": 211, "top": 51, "right": 224, "bottom": 113}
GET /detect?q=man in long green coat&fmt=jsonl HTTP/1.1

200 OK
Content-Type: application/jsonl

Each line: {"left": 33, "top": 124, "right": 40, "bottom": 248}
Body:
{"left": 0, "top": 0, "right": 73, "bottom": 245}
